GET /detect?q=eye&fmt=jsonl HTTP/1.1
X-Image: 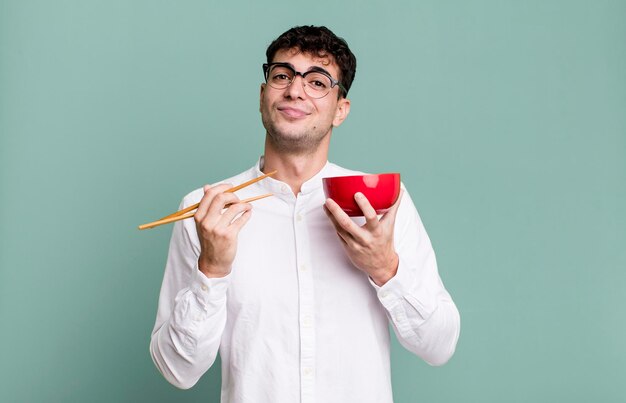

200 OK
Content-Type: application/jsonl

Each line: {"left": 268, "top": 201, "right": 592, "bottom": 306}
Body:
{"left": 269, "top": 66, "right": 294, "bottom": 84}
{"left": 273, "top": 73, "right": 291, "bottom": 81}
{"left": 305, "top": 73, "right": 330, "bottom": 90}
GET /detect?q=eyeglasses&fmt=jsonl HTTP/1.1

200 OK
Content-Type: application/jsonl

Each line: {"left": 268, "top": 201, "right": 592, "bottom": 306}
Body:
{"left": 263, "top": 62, "right": 346, "bottom": 99}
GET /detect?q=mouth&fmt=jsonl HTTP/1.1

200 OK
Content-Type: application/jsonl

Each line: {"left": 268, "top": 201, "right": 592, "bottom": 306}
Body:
{"left": 277, "top": 106, "right": 310, "bottom": 119}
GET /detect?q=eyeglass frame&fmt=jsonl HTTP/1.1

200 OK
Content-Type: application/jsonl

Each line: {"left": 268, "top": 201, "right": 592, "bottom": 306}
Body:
{"left": 262, "top": 62, "right": 347, "bottom": 98}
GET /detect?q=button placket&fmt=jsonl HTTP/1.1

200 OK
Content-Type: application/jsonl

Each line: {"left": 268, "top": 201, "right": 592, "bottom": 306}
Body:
{"left": 293, "top": 198, "right": 316, "bottom": 403}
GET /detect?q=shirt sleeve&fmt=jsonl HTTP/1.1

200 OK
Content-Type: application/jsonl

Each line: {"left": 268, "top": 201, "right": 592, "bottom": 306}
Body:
{"left": 369, "top": 186, "right": 461, "bottom": 366}
{"left": 149, "top": 197, "right": 230, "bottom": 389}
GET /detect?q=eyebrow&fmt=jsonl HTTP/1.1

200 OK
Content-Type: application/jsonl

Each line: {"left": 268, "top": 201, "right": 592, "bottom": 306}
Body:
{"left": 272, "top": 62, "right": 333, "bottom": 78}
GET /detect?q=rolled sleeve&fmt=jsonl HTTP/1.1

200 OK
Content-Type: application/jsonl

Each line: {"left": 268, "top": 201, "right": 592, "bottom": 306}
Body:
{"left": 369, "top": 187, "right": 460, "bottom": 365}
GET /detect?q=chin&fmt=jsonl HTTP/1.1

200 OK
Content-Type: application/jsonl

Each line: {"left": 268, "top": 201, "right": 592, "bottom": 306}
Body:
{"left": 269, "top": 130, "right": 308, "bottom": 144}
{"left": 265, "top": 120, "right": 306, "bottom": 140}
{"left": 272, "top": 134, "right": 330, "bottom": 156}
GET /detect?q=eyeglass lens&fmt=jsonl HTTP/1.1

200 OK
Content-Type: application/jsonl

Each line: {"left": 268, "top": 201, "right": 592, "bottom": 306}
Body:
{"left": 266, "top": 65, "right": 333, "bottom": 98}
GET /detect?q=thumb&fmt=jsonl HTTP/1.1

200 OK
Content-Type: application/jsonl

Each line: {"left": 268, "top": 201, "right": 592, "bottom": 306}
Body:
{"left": 381, "top": 189, "right": 403, "bottom": 226}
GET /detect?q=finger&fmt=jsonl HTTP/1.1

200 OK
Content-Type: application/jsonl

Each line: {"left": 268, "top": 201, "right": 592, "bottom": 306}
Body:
{"left": 323, "top": 204, "right": 356, "bottom": 243}
{"left": 335, "top": 229, "right": 349, "bottom": 245}
{"left": 324, "top": 198, "right": 368, "bottom": 243}
{"left": 353, "top": 192, "right": 379, "bottom": 230}
{"left": 217, "top": 202, "right": 252, "bottom": 227}
{"left": 381, "top": 189, "right": 404, "bottom": 227}
{"left": 204, "top": 192, "right": 241, "bottom": 226}
{"left": 195, "top": 183, "right": 232, "bottom": 223}
{"left": 229, "top": 208, "right": 252, "bottom": 232}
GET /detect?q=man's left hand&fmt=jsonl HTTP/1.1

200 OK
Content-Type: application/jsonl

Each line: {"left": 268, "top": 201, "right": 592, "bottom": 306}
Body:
{"left": 323, "top": 190, "right": 403, "bottom": 286}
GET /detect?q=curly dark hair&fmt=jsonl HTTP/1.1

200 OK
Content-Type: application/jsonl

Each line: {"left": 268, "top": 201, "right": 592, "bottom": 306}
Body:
{"left": 265, "top": 26, "right": 357, "bottom": 98}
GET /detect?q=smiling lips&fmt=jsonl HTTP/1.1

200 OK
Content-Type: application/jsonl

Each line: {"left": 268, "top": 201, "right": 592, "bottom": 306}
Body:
{"left": 277, "top": 106, "right": 310, "bottom": 119}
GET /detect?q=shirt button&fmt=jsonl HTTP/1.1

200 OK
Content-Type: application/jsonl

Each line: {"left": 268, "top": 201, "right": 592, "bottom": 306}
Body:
{"left": 300, "top": 264, "right": 307, "bottom": 271}
{"left": 201, "top": 284, "right": 208, "bottom": 291}
{"left": 380, "top": 291, "right": 389, "bottom": 298}
{"left": 303, "top": 367, "right": 313, "bottom": 376}
{"left": 296, "top": 214, "right": 303, "bottom": 222}
{"left": 395, "top": 313, "right": 405, "bottom": 322}
{"left": 281, "top": 185, "right": 289, "bottom": 193}
{"left": 303, "top": 316, "right": 312, "bottom": 326}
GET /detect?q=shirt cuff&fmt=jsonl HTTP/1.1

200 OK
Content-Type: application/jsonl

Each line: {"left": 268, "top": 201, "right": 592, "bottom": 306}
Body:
{"left": 369, "top": 256, "right": 437, "bottom": 321}
{"left": 189, "top": 265, "right": 231, "bottom": 308}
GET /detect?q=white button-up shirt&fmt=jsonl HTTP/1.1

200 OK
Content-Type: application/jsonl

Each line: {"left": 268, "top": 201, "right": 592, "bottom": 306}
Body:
{"left": 150, "top": 160, "right": 460, "bottom": 403}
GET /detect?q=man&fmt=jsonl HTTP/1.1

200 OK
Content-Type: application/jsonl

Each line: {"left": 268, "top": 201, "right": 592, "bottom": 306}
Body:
{"left": 150, "top": 25, "right": 460, "bottom": 403}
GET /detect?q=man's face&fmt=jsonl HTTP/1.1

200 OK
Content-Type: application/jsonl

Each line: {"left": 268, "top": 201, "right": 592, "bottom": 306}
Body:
{"left": 260, "top": 48, "right": 350, "bottom": 154}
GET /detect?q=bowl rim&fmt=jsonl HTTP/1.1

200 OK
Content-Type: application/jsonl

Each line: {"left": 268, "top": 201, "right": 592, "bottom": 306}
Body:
{"left": 322, "top": 172, "right": 401, "bottom": 181}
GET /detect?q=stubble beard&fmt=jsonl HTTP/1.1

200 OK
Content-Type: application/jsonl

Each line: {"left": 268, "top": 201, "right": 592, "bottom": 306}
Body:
{"left": 262, "top": 116, "right": 332, "bottom": 156}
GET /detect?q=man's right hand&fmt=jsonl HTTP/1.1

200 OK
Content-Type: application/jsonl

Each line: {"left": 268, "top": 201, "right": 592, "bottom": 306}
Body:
{"left": 194, "top": 184, "right": 252, "bottom": 278}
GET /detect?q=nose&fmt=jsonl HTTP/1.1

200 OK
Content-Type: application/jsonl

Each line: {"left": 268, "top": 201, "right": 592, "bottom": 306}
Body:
{"left": 284, "top": 73, "right": 307, "bottom": 99}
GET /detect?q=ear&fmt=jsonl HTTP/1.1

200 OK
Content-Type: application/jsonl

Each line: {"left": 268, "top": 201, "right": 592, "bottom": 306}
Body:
{"left": 332, "top": 97, "right": 351, "bottom": 127}
{"left": 259, "top": 83, "right": 266, "bottom": 112}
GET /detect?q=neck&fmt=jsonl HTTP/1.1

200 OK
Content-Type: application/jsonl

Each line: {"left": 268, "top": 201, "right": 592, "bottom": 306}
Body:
{"left": 262, "top": 134, "right": 330, "bottom": 195}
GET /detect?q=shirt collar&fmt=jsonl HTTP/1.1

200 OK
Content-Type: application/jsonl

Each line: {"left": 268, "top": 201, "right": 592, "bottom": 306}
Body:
{"left": 254, "top": 156, "right": 332, "bottom": 196}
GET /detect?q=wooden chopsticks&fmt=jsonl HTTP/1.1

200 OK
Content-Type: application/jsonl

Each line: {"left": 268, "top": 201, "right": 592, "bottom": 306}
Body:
{"left": 138, "top": 170, "right": 277, "bottom": 230}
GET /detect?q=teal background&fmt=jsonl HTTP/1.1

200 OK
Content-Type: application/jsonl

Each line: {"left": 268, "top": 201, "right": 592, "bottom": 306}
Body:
{"left": 1, "top": 0, "right": 625, "bottom": 402}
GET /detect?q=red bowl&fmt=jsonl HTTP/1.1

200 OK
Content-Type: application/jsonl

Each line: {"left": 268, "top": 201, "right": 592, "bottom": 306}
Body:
{"left": 322, "top": 173, "right": 401, "bottom": 217}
